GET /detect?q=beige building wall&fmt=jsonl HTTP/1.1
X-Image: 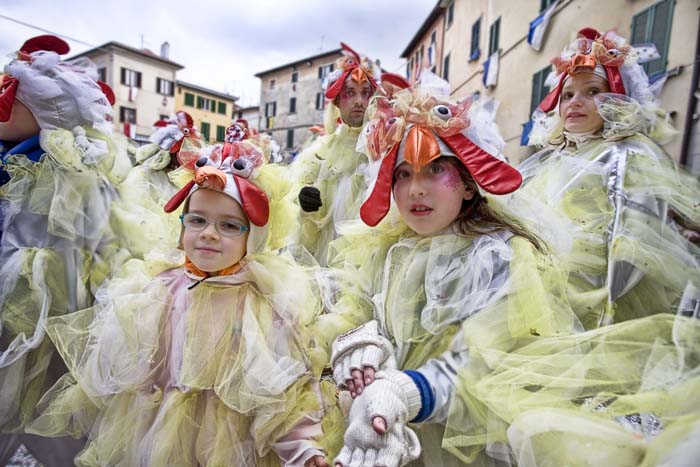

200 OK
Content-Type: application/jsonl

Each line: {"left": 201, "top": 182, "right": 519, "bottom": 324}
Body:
{"left": 174, "top": 83, "right": 237, "bottom": 144}
{"left": 234, "top": 106, "right": 261, "bottom": 132}
{"left": 403, "top": 11, "right": 445, "bottom": 80}
{"left": 73, "top": 45, "right": 181, "bottom": 142}
{"left": 256, "top": 50, "right": 343, "bottom": 156}
{"left": 404, "top": 0, "right": 698, "bottom": 165}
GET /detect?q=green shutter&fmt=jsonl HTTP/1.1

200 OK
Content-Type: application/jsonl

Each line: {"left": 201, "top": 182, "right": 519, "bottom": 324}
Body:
{"left": 216, "top": 125, "right": 226, "bottom": 142}
{"left": 184, "top": 92, "right": 194, "bottom": 107}
{"left": 489, "top": 18, "right": 500, "bottom": 56}
{"left": 530, "top": 65, "right": 552, "bottom": 116}
{"left": 471, "top": 18, "right": 481, "bottom": 57}
{"left": 201, "top": 122, "right": 210, "bottom": 141}
{"left": 648, "top": 0, "right": 673, "bottom": 75}
{"left": 218, "top": 102, "right": 226, "bottom": 115}
{"left": 631, "top": 0, "right": 674, "bottom": 76}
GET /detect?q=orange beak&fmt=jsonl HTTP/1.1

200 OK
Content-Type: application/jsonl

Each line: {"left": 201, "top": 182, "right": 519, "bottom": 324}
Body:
{"left": 403, "top": 125, "right": 441, "bottom": 172}
{"left": 351, "top": 67, "right": 367, "bottom": 84}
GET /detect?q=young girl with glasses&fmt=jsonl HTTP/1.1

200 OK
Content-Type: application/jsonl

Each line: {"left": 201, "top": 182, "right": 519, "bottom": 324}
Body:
{"left": 27, "top": 146, "right": 329, "bottom": 467}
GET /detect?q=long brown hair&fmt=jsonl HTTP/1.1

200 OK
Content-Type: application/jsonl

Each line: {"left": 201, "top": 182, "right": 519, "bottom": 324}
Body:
{"left": 449, "top": 158, "right": 546, "bottom": 253}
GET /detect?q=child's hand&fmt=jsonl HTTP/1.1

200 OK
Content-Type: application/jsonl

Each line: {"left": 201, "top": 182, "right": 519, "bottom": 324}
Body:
{"left": 331, "top": 321, "right": 397, "bottom": 398}
{"left": 305, "top": 454, "right": 329, "bottom": 467}
{"left": 333, "top": 370, "right": 422, "bottom": 467}
{"left": 346, "top": 367, "right": 376, "bottom": 398}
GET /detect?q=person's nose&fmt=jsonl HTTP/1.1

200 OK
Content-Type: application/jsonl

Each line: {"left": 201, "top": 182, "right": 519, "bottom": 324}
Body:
{"left": 199, "top": 222, "right": 219, "bottom": 240}
{"left": 408, "top": 176, "right": 427, "bottom": 197}
{"left": 569, "top": 92, "right": 584, "bottom": 107}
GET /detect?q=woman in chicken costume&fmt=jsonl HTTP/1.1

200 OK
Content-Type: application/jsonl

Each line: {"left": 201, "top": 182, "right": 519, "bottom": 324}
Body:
{"left": 0, "top": 35, "right": 132, "bottom": 465}
{"left": 26, "top": 138, "right": 331, "bottom": 466}
{"left": 316, "top": 73, "right": 581, "bottom": 467}
{"left": 518, "top": 28, "right": 700, "bottom": 329}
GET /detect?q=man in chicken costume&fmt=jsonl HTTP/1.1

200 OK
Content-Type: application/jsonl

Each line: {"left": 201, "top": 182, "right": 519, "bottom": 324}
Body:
{"left": 291, "top": 42, "right": 384, "bottom": 266}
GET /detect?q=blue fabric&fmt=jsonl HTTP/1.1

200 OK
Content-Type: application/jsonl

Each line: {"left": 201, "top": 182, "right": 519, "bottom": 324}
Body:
{"left": 1, "top": 135, "right": 43, "bottom": 186}
{"left": 404, "top": 370, "right": 435, "bottom": 423}
{"left": 469, "top": 49, "right": 481, "bottom": 62}
{"left": 482, "top": 57, "right": 490, "bottom": 87}
{"left": 521, "top": 120, "right": 534, "bottom": 146}
{"left": 528, "top": 12, "right": 546, "bottom": 46}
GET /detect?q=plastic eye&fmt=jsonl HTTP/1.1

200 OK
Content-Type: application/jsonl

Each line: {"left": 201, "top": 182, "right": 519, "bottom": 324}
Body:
{"left": 432, "top": 105, "right": 452, "bottom": 120}
{"left": 195, "top": 157, "right": 209, "bottom": 167}
{"left": 233, "top": 159, "right": 246, "bottom": 171}
{"left": 182, "top": 128, "right": 190, "bottom": 135}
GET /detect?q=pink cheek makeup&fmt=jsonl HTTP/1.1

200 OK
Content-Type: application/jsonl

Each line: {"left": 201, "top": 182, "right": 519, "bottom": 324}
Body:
{"left": 440, "top": 164, "right": 463, "bottom": 190}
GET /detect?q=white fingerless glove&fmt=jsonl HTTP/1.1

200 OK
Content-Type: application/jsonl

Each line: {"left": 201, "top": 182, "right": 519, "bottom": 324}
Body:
{"left": 331, "top": 320, "right": 396, "bottom": 389}
{"left": 334, "top": 370, "right": 422, "bottom": 467}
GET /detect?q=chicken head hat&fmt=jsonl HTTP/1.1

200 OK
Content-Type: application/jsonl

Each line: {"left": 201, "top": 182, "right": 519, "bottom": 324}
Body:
{"left": 0, "top": 35, "right": 115, "bottom": 132}
{"left": 164, "top": 139, "right": 270, "bottom": 253}
{"left": 324, "top": 42, "right": 381, "bottom": 99}
{"left": 538, "top": 27, "right": 661, "bottom": 112}
{"left": 359, "top": 72, "right": 522, "bottom": 226}
{"left": 150, "top": 111, "right": 203, "bottom": 168}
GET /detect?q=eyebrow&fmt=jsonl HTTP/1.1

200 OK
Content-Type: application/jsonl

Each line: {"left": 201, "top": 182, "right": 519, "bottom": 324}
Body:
{"left": 187, "top": 210, "right": 248, "bottom": 223}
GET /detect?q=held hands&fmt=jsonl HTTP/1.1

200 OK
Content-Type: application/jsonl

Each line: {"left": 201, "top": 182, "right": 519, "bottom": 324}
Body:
{"left": 306, "top": 455, "right": 329, "bottom": 467}
{"left": 331, "top": 321, "right": 396, "bottom": 398}
{"left": 299, "top": 186, "right": 323, "bottom": 212}
{"left": 333, "top": 370, "right": 422, "bottom": 467}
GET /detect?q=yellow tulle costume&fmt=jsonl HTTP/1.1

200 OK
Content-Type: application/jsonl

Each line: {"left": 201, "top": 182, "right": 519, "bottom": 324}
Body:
{"left": 109, "top": 143, "right": 182, "bottom": 258}
{"left": 445, "top": 313, "right": 700, "bottom": 466}
{"left": 1, "top": 127, "right": 132, "bottom": 433}
{"left": 517, "top": 133, "right": 700, "bottom": 329}
{"left": 317, "top": 217, "right": 582, "bottom": 466}
{"left": 25, "top": 160, "right": 328, "bottom": 466}
{"left": 290, "top": 123, "right": 370, "bottom": 265}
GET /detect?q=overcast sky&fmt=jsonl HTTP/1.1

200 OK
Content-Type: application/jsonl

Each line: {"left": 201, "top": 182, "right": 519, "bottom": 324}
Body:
{"left": 1, "top": 0, "right": 435, "bottom": 107}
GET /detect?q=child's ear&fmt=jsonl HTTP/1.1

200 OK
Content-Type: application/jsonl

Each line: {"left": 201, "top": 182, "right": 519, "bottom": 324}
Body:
{"left": 463, "top": 186, "right": 476, "bottom": 201}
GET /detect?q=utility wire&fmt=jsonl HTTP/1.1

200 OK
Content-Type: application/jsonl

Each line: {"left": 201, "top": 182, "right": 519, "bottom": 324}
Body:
{"left": 0, "top": 13, "right": 96, "bottom": 48}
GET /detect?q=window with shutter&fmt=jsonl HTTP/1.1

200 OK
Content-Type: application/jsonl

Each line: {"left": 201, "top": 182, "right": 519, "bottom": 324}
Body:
{"left": 530, "top": 65, "right": 552, "bottom": 115}
{"left": 631, "top": 0, "right": 674, "bottom": 76}
{"left": 489, "top": 18, "right": 501, "bottom": 56}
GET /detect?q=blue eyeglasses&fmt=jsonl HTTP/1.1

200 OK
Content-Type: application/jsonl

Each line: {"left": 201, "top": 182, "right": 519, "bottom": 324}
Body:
{"left": 180, "top": 213, "right": 250, "bottom": 238}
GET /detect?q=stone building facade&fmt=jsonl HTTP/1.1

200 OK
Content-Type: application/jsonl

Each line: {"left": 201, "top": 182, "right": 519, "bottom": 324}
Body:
{"left": 255, "top": 48, "right": 343, "bottom": 157}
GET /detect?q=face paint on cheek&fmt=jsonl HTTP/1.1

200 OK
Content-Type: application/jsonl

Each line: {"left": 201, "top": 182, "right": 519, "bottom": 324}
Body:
{"left": 338, "top": 92, "right": 354, "bottom": 105}
{"left": 440, "top": 164, "right": 463, "bottom": 191}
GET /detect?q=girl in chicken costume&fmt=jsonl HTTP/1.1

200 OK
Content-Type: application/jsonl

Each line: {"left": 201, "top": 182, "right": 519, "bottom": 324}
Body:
{"left": 0, "top": 35, "right": 132, "bottom": 465}
{"left": 26, "top": 142, "right": 330, "bottom": 467}
{"left": 518, "top": 28, "right": 700, "bottom": 329}
{"left": 319, "top": 74, "right": 581, "bottom": 467}
{"left": 291, "top": 42, "right": 382, "bottom": 266}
